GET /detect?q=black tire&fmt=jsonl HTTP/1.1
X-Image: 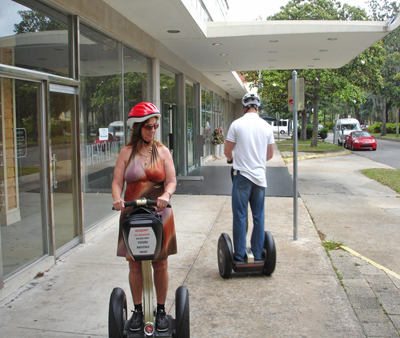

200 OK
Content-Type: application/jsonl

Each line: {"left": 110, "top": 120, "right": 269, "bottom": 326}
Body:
{"left": 280, "top": 130, "right": 285, "bottom": 134}
{"left": 262, "top": 231, "right": 276, "bottom": 276}
{"left": 351, "top": 142, "right": 354, "bottom": 151}
{"left": 344, "top": 141, "right": 347, "bottom": 149}
{"left": 109, "top": 287, "right": 127, "bottom": 338}
{"left": 175, "top": 286, "right": 190, "bottom": 338}
{"left": 217, "top": 233, "right": 233, "bottom": 279}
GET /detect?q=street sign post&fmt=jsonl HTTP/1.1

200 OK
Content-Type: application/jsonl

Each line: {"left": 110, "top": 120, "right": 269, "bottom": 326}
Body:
{"left": 291, "top": 71, "right": 299, "bottom": 241}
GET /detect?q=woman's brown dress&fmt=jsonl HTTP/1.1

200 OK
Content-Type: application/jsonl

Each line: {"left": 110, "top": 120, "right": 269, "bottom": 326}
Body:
{"left": 117, "top": 149, "right": 177, "bottom": 261}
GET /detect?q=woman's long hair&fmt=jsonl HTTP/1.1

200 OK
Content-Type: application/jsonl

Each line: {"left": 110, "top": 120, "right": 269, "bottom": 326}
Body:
{"left": 126, "top": 119, "right": 163, "bottom": 167}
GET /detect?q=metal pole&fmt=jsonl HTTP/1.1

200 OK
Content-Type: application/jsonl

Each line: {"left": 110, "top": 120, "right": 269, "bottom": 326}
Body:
{"left": 292, "top": 70, "right": 298, "bottom": 241}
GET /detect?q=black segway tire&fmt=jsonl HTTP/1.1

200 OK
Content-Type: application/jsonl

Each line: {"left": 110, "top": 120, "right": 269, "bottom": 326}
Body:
{"left": 262, "top": 231, "right": 276, "bottom": 276}
{"left": 109, "top": 287, "right": 127, "bottom": 338}
{"left": 217, "top": 233, "right": 233, "bottom": 279}
{"left": 175, "top": 285, "right": 190, "bottom": 338}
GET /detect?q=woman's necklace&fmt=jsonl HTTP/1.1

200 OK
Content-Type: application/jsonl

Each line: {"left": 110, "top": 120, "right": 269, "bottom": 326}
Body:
{"left": 139, "top": 145, "right": 152, "bottom": 166}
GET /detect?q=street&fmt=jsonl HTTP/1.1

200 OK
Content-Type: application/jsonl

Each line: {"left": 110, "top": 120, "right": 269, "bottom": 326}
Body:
{"left": 352, "top": 138, "right": 400, "bottom": 169}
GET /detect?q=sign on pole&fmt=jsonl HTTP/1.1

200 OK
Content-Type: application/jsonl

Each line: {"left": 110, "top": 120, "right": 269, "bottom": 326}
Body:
{"left": 288, "top": 78, "right": 305, "bottom": 112}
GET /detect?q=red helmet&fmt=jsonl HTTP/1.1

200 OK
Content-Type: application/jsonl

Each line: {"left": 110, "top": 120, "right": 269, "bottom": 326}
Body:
{"left": 127, "top": 102, "right": 161, "bottom": 130}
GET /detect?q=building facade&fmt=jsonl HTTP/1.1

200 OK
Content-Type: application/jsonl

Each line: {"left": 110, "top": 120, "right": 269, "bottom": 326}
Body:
{"left": 0, "top": 0, "right": 242, "bottom": 298}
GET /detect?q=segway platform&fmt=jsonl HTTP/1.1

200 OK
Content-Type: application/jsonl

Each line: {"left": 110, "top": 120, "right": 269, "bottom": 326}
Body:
{"left": 217, "top": 231, "right": 276, "bottom": 279}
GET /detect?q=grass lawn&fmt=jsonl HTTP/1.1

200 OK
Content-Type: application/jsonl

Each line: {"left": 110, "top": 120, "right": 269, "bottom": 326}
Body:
{"left": 276, "top": 140, "right": 342, "bottom": 152}
{"left": 361, "top": 168, "right": 400, "bottom": 194}
{"left": 377, "top": 134, "right": 400, "bottom": 139}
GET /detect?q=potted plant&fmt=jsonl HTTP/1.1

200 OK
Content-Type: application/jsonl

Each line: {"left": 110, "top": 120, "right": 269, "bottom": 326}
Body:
{"left": 212, "top": 127, "right": 225, "bottom": 157}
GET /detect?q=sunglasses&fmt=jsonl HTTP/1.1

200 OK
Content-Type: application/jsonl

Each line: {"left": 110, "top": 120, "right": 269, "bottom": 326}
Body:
{"left": 142, "top": 123, "right": 159, "bottom": 131}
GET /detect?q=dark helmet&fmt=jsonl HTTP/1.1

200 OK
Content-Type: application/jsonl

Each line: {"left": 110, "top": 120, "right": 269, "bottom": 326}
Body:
{"left": 127, "top": 102, "right": 161, "bottom": 130}
{"left": 242, "top": 93, "right": 261, "bottom": 107}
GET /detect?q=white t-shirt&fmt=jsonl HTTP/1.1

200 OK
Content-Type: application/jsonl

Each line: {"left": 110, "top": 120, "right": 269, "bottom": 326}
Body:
{"left": 226, "top": 113, "right": 275, "bottom": 187}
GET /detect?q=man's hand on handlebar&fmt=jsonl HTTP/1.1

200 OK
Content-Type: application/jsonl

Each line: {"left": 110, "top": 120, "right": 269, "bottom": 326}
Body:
{"left": 227, "top": 158, "right": 233, "bottom": 164}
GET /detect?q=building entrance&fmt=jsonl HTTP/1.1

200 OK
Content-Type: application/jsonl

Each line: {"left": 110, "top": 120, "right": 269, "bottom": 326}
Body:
{"left": 49, "top": 85, "right": 79, "bottom": 254}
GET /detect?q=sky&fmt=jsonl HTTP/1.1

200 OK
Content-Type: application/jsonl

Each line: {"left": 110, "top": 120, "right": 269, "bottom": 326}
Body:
{"left": 228, "top": 0, "right": 370, "bottom": 21}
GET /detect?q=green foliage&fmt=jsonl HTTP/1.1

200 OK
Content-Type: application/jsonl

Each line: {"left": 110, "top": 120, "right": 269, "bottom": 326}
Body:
{"left": 368, "top": 122, "right": 398, "bottom": 133}
{"left": 323, "top": 122, "right": 335, "bottom": 130}
{"left": 318, "top": 127, "right": 329, "bottom": 140}
{"left": 14, "top": 10, "right": 65, "bottom": 33}
{"left": 297, "top": 124, "right": 313, "bottom": 139}
{"left": 322, "top": 241, "right": 343, "bottom": 251}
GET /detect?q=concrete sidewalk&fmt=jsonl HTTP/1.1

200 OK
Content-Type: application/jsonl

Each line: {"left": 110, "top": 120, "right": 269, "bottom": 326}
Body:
{"left": 0, "top": 147, "right": 398, "bottom": 337}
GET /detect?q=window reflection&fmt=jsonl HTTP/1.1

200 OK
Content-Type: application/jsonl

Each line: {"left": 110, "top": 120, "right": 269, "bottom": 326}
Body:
{"left": 0, "top": 0, "right": 70, "bottom": 77}
{"left": 79, "top": 24, "right": 150, "bottom": 231}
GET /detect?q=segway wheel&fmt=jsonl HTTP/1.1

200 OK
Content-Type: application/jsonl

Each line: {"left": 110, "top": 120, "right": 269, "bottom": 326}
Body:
{"left": 262, "top": 231, "right": 276, "bottom": 276}
{"left": 109, "top": 287, "right": 127, "bottom": 338}
{"left": 217, "top": 233, "right": 233, "bottom": 279}
{"left": 175, "top": 285, "right": 190, "bottom": 338}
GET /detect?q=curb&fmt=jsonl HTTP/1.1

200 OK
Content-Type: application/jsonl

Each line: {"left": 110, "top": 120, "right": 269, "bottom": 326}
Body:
{"left": 282, "top": 149, "right": 351, "bottom": 163}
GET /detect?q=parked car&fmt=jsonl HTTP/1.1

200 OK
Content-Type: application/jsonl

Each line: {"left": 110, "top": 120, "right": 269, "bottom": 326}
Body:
{"left": 344, "top": 131, "right": 377, "bottom": 151}
{"left": 94, "top": 133, "right": 118, "bottom": 151}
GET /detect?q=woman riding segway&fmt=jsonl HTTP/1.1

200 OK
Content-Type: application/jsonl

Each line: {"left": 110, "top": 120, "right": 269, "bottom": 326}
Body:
{"left": 112, "top": 102, "right": 177, "bottom": 333}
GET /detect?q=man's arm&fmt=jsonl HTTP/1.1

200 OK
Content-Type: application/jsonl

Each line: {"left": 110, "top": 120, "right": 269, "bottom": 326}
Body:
{"left": 224, "top": 140, "right": 235, "bottom": 162}
{"left": 266, "top": 143, "right": 274, "bottom": 161}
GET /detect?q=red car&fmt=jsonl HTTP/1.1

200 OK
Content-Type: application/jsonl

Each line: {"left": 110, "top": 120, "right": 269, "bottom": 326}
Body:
{"left": 94, "top": 133, "right": 118, "bottom": 151}
{"left": 344, "top": 131, "right": 377, "bottom": 151}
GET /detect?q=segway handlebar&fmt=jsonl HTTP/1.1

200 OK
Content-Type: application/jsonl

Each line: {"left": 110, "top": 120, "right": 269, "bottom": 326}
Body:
{"left": 112, "top": 198, "right": 171, "bottom": 210}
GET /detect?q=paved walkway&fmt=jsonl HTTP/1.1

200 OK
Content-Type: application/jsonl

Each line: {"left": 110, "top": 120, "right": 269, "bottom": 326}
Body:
{"left": 0, "top": 145, "right": 399, "bottom": 337}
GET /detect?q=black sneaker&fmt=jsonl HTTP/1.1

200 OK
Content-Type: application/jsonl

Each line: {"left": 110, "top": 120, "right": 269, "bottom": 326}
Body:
{"left": 156, "top": 309, "right": 169, "bottom": 332}
{"left": 129, "top": 310, "right": 143, "bottom": 331}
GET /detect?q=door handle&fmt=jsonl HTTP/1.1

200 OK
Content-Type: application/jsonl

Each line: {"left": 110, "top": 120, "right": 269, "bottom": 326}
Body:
{"left": 52, "top": 153, "right": 58, "bottom": 188}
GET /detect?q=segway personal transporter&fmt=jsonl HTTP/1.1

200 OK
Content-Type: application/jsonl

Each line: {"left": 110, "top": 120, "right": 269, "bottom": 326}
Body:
{"left": 217, "top": 168, "right": 277, "bottom": 279}
{"left": 109, "top": 198, "right": 190, "bottom": 338}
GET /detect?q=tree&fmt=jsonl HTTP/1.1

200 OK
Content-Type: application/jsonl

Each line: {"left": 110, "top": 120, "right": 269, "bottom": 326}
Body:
{"left": 367, "top": 0, "right": 400, "bottom": 136}
{"left": 246, "top": 0, "right": 384, "bottom": 146}
{"left": 14, "top": 10, "right": 65, "bottom": 33}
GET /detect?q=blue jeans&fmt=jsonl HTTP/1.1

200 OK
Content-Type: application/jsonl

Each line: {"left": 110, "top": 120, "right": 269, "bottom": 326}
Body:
{"left": 232, "top": 172, "right": 266, "bottom": 260}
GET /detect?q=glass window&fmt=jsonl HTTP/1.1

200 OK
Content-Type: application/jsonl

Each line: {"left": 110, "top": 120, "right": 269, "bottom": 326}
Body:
{"left": 160, "top": 66, "right": 176, "bottom": 147}
{"left": 79, "top": 24, "right": 123, "bottom": 231}
{"left": 1, "top": 78, "right": 46, "bottom": 279}
{"left": 201, "top": 89, "right": 211, "bottom": 153}
{"left": 124, "top": 45, "right": 150, "bottom": 124}
{"left": 186, "top": 82, "right": 194, "bottom": 107}
{"left": 0, "top": 0, "right": 70, "bottom": 77}
{"left": 160, "top": 67, "right": 176, "bottom": 104}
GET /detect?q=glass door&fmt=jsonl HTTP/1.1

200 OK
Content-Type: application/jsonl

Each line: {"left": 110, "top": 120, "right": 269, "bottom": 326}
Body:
{"left": 0, "top": 78, "right": 47, "bottom": 279}
{"left": 49, "top": 85, "right": 78, "bottom": 252}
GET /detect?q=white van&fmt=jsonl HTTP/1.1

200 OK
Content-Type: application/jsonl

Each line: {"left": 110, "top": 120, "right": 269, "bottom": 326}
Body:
{"left": 333, "top": 118, "right": 361, "bottom": 146}
{"left": 108, "top": 121, "right": 124, "bottom": 144}
{"left": 271, "top": 119, "right": 292, "bottom": 134}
